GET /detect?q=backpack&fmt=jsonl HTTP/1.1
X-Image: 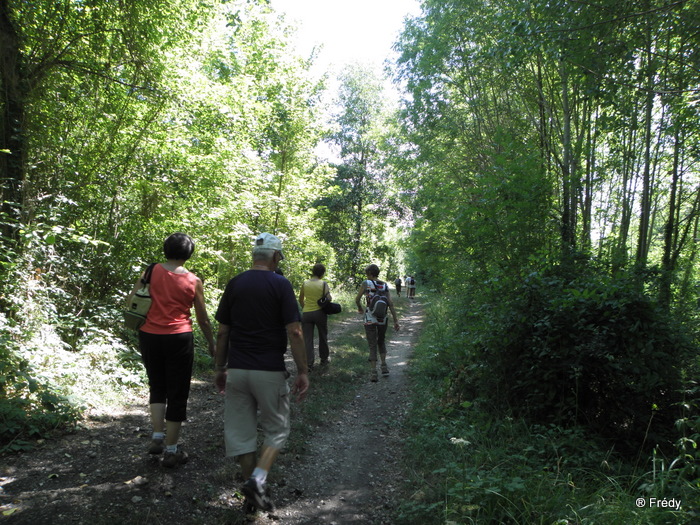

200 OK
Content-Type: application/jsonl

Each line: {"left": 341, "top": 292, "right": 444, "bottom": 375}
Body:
{"left": 124, "top": 263, "right": 156, "bottom": 330}
{"left": 368, "top": 280, "right": 389, "bottom": 322}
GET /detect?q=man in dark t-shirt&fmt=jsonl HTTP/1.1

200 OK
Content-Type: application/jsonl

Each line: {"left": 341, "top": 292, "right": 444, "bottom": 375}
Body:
{"left": 213, "top": 233, "right": 308, "bottom": 512}
{"left": 216, "top": 270, "right": 299, "bottom": 371}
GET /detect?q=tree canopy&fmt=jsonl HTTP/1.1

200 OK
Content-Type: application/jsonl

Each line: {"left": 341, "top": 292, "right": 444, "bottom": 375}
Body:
{"left": 2, "top": 1, "right": 700, "bottom": 519}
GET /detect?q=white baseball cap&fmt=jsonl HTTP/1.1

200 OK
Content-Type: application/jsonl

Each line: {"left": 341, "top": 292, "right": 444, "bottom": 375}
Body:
{"left": 255, "top": 232, "right": 284, "bottom": 259}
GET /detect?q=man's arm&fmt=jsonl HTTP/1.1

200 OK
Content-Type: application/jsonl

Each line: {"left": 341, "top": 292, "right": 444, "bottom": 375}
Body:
{"left": 286, "top": 321, "right": 309, "bottom": 401}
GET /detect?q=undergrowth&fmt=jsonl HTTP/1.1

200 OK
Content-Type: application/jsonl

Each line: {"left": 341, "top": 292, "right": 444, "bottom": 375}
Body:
{"left": 0, "top": 306, "right": 150, "bottom": 454}
{"left": 398, "top": 294, "right": 700, "bottom": 524}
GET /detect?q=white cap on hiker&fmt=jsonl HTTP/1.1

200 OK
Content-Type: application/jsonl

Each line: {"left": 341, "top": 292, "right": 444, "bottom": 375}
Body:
{"left": 255, "top": 232, "right": 284, "bottom": 259}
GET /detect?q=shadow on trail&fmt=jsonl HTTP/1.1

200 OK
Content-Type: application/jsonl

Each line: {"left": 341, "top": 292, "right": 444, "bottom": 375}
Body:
{"left": 1, "top": 298, "right": 425, "bottom": 525}
{"left": 264, "top": 299, "right": 425, "bottom": 524}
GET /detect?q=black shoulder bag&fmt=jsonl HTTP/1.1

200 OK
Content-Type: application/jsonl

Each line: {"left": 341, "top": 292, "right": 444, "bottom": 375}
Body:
{"left": 317, "top": 281, "right": 342, "bottom": 315}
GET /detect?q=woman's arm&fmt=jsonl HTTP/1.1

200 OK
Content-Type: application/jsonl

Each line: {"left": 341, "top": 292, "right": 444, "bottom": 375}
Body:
{"left": 214, "top": 324, "right": 230, "bottom": 394}
{"left": 193, "top": 278, "right": 215, "bottom": 356}
{"left": 385, "top": 288, "right": 400, "bottom": 331}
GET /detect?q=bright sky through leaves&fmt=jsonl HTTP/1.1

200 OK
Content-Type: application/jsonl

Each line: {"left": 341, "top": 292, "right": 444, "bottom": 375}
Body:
{"left": 270, "top": 0, "right": 421, "bottom": 77}
{"left": 269, "top": 0, "right": 421, "bottom": 161}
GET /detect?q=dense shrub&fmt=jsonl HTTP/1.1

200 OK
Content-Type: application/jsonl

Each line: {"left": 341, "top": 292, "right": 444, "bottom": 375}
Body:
{"left": 403, "top": 292, "right": 699, "bottom": 524}
{"left": 0, "top": 313, "right": 82, "bottom": 453}
{"left": 452, "top": 263, "right": 698, "bottom": 456}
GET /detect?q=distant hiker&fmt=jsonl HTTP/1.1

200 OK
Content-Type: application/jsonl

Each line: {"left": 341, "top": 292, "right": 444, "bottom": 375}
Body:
{"left": 298, "top": 263, "right": 331, "bottom": 370}
{"left": 355, "top": 264, "right": 400, "bottom": 382}
{"left": 408, "top": 275, "right": 416, "bottom": 299}
{"left": 213, "top": 232, "right": 309, "bottom": 513}
{"left": 394, "top": 276, "right": 402, "bottom": 297}
{"left": 126, "top": 233, "right": 215, "bottom": 467}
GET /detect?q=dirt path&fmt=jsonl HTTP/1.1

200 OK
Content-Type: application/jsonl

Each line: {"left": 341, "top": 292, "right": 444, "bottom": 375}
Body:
{"left": 0, "top": 300, "right": 424, "bottom": 525}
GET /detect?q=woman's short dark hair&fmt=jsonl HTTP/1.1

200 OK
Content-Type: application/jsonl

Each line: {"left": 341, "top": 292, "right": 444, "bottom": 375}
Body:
{"left": 312, "top": 263, "right": 326, "bottom": 278}
{"left": 365, "top": 264, "right": 380, "bottom": 278}
{"left": 164, "top": 233, "right": 195, "bottom": 261}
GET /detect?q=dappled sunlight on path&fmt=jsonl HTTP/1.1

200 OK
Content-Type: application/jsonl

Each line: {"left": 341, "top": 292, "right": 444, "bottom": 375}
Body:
{"left": 0, "top": 299, "right": 424, "bottom": 525}
{"left": 266, "top": 299, "right": 425, "bottom": 524}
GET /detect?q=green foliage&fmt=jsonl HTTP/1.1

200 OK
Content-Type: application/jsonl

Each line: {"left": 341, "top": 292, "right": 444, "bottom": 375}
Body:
{"left": 315, "top": 64, "right": 407, "bottom": 284}
{"left": 0, "top": 313, "right": 81, "bottom": 454}
{"left": 0, "top": 298, "right": 150, "bottom": 453}
{"left": 439, "top": 261, "right": 696, "bottom": 455}
{"left": 506, "top": 264, "right": 693, "bottom": 453}
{"left": 399, "top": 294, "right": 698, "bottom": 524}
{"left": 395, "top": 0, "right": 700, "bottom": 297}
{"left": 0, "top": 229, "right": 148, "bottom": 452}
{"left": 393, "top": 2, "right": 700, "bottom": 518}
{"left": 670, "top": 382, "right": 700, "bottom": 486}
{"left": 0, "top": 0, "right": 339, "bottom": 448}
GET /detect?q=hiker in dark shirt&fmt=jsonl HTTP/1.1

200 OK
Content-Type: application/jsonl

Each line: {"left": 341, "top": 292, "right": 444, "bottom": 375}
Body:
{"left": 213, "top": 233, "right": 309, "bottom": 512}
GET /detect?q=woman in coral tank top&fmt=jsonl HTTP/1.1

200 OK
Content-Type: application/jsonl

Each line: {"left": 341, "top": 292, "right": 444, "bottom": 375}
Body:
{"left": 126, "top": 233, "right": 215, "bottom": 467}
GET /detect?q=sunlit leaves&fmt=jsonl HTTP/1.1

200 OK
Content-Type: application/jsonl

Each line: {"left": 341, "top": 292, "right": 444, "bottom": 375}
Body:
{"left": 394, "top": 0, "right": 700, "bottom": 299}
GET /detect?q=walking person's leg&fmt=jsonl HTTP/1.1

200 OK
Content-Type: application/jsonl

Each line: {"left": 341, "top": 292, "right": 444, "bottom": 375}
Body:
{"left": 317, "top": 311, "right": 329, "bottom": 364}
{"left": 242, "top": 370, "right": 291, "bottom": 511}
{"left": 224, "top": 370, "right": 259, "bottom": 486}
{"left": 302, "top": 312, "right": 316, "bottom": 369}
{"left": 364, "top": 324, "right": 379, "bottom": 382}
{"left": 377, "top": 323, "right": 390, "bottom": 375}
{"left": 162, "top": 332, "right": 194, "bottom": 466}
{"left": 139, "top": 331, "right": 167, "bottom": 454}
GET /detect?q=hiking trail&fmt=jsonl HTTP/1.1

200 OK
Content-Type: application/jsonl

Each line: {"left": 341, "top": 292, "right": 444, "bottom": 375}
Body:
{"left": 0, "top": 299, "right": 424, "bottom": 524}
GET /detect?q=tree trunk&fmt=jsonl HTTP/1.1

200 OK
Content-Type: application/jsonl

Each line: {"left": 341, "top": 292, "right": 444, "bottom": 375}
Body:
{"left": 0, "top": 3, "right": 25, "bottom": 241}
{"left": 581, "top": 105, "right": 597, "bottom": 252}
{"left": 635, "top": 21, "right": 656, "bottom": 268}
{"left": 560, "top": 56, "right": 576, "bottom": 255}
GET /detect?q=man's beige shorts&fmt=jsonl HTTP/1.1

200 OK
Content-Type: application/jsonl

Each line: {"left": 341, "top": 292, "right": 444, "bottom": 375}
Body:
{"left": 224, "top": 369, "right": 291, "bottom": 457}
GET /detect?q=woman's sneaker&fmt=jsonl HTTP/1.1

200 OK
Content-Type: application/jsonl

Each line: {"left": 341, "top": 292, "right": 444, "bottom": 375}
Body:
{"left": 242, "top": 477, "right": 274, "bottom": 511}
{"left": 162, "top": 445, "right": 189, "bottom": 468}
{"left": 148, "top": 438, "right": 164, "bottom": 455}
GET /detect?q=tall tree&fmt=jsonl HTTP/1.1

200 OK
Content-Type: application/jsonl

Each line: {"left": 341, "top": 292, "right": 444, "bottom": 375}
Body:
{"left": 318, "top": 64, "right": 394, "bottom": 281}
{"left": 394, "top": 0, "right": 700, "bottom": 304}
